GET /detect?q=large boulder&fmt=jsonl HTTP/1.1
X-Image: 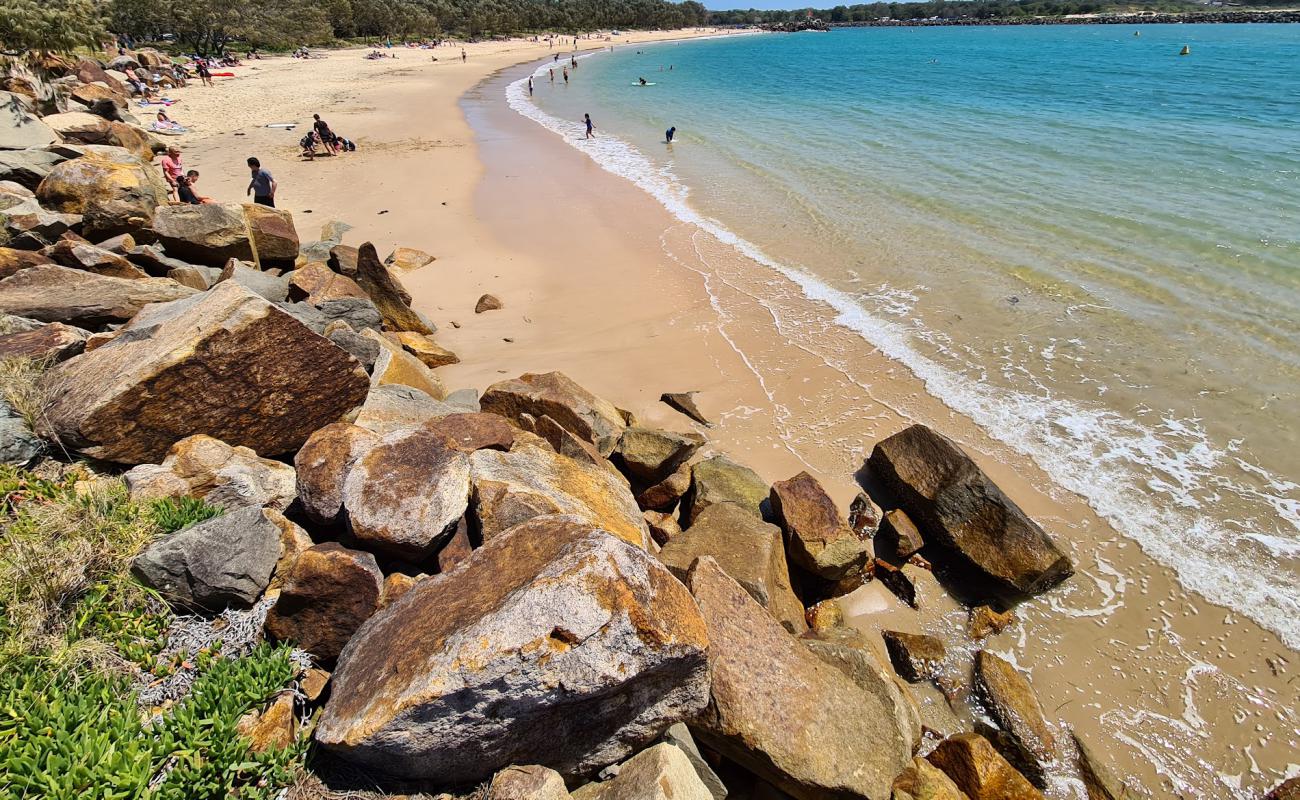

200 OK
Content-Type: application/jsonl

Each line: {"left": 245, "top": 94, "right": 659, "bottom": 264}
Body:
{"left": 0, "top": 92, "right": 58, "bottom": 150}
{"left": 0, "top": 322, "right": 88, "bottom": 362}
{"left": 277, "top": 297, "right": 382, "bottom": 335}
{"left": 972, "top": 651, "right": 1056, "bottom": 788}
{"left": 314, "top": 515, "right": 711, "bottom": 782}
{"left": 74, "top": 60, "right": 125, "bottom": 92}
{"left": 0, "top": 247, "right": 50, "bottom": 280}
{"left": 684, "top": 455, "right": 768, "bottom": 524}
{"left": 0, "top": 265, "right": 195, "bottom": 327}
{"left": 385, "top": 246, "right": 435, "bottom": 272}
{"left": 149, "top": 203, "right": 253, "bottom": 267}
{"left": 868, "top": 425, "right": 1072, "bottom": 600}
{"left": 38, "top": 282, "right": 369, "bottom": 464}
{"left": 769, "top": 471, "right": 871, "bottom": 580}
{"left": 469, "top": 440, "right": 650, "bottom": 548}
{"left": 45, "top": 238, "right": 148, "bottom": 278}
{"left": 216, "top": 260, "right": 290, "bottom": 302}
{"left": 353, "top": 383, "right": 459, "bottom": 435}
{"left": 482, "top": 371, "right": 627, "bottom": 457}
{"left": 42, "top": 111, "right": 113, "bottom": 144}
{"left": 685, "top": 557, "right": 913, "bottom": 800}
{"left": 243, "top": 204, "right": 299, "bottom": 267}
{"left": 0, "top": 149, "right": 64, "bottom": 189}
{"left": 124, "top": 434, "right": 297, "bottom": 511}
{"left": 131, "top": 506, "right": 283, "bottom": 610}
{"left": 613, "top": 427, "right": 703, "bottom": 485}
{"left": 572, "top": 743, "right": 713, "bottom": 800}
{"left": 288, "top": 262, "right": 368, "bottom": 305}
{"left": 295, "top": 422, "right": 381, "bottom": 527}
{"left": 891, "top": 758, "right": 971, "bottom": 800}
{"left": 364, "top": 328, "right": 447, "bottom": 399}
{"left": 387, "top": 330, "right": 459, "bottom": 368}
{"left": 35, "top": 148, "right": 168, "bottom": 238}
{"left": 351, "top": 242, "right": 432, "bottom": 334}
{"left": 925, "top": 734, "right": 1042, "bottom": 800}
{"left": 658, "top": 502, "right": 806, "bottom": 634}
{"left": 490, "top": 766, "right": 570, "bottom": 800}
{"left": 1, "top": 198, "right": 80, "bottom": 248}
{"left": 341, "top": 426, "right": 471, "bottom": 559}
{"left": 264, "top": 542, "right": 383, "bottom": 664}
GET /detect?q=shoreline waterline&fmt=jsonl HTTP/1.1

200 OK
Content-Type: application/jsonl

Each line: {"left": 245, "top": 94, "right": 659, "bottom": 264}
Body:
{"left": 468, "top": 41, "right": 1299, "bottom": 796}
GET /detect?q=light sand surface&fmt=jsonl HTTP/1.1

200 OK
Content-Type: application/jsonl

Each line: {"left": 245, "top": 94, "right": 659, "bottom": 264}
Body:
{"left": 165, "top": 37, "right": 1298, "bottom": 798}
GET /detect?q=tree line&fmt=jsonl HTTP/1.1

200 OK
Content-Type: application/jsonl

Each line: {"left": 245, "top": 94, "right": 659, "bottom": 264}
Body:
{"left": 2, "top": 0, "right": 709, "bottom": 55}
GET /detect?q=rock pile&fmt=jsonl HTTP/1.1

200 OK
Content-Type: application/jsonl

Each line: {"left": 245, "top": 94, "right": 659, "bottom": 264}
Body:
{"left": 2, "top": 76, "right": 1100, "bottom": 797}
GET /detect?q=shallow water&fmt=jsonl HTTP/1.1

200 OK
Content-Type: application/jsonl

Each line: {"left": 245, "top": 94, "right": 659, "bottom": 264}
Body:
{"left": 519, "top": 24, "right": 1300, "bottom": 654}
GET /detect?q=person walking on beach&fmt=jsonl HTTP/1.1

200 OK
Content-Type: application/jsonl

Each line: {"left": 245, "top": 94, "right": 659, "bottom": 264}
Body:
{"left": 246, "top": 157, "right": 277, "bottom": 207}
{"left": 584, "top": 113, "right": 594, "bottom": 139}
{"left": 461, "top": 49, "right": 466, "bottom": 62}
{"left": 528, "top": 76, "right": 533, "bottom": 95}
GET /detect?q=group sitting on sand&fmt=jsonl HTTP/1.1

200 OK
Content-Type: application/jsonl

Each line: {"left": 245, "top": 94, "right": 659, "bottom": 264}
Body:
{"left": 300, "top": 114, "right": 357, "bottom": 159}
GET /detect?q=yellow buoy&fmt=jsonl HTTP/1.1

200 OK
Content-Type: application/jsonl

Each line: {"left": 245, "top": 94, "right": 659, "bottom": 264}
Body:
{"left": 1180, "top": 45, "right": 1191, "bottom": 56}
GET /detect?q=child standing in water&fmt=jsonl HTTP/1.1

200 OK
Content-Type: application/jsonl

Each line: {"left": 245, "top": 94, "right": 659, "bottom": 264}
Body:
{"left": 666, "top": 126, "right": 676, "bottom": 143}
{"left": 584, "top": 113, "right": 594, "bottom": 139}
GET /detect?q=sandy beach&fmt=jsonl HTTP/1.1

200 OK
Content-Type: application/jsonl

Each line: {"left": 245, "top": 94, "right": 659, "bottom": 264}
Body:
{"left": 162, "top": 36, "right": 1298, "bottom": 797}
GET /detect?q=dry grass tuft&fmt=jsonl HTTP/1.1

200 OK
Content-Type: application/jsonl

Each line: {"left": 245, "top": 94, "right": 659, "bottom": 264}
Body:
{"left": 0, "top": 355, "right": 51, "bottom": 431}
{"left": 0, "top": 468, "right": 158, "bottom": 664}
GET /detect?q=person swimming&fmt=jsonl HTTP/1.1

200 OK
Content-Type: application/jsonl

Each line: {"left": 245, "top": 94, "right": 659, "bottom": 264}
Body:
{"left": 666, "top": 126, "right": 676, "bottom": 143}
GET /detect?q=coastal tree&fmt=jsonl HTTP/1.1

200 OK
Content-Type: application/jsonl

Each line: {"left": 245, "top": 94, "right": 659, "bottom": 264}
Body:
{"left": 0, "top": 0, "right": 106, "bottom": 53}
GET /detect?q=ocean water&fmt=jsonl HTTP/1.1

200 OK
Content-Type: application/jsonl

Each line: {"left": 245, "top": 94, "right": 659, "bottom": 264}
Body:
{"left": 511, "top": 25, "right": 1300, "bottom": 649}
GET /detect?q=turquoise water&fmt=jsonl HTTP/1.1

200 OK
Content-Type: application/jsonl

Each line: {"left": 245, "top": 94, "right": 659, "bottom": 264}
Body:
{"left": 512, "top": 26, "right": 1300, "bottom": 649}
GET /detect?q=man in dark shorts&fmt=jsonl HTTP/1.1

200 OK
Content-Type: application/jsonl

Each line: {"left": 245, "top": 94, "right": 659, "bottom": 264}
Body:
{"left": 246, "top": 157, "right": 276, "bottom": 207}
{"left": 312, "top": 114, "right": 339, "bottom": 154}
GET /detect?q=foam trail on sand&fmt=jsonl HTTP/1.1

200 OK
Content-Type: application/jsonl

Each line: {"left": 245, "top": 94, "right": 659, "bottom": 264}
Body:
{"left": 505, "top": 60, "right": 1300, "bottom": 651}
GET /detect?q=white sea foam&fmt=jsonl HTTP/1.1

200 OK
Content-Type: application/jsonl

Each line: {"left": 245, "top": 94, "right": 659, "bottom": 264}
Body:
{"left": 504, "top": 60, "right": 1300, "bottom": 651}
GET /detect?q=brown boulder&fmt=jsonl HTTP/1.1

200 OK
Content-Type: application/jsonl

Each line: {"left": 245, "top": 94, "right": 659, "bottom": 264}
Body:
{"left": 881, "top": 630, "right": 946, "bottom": 683}
{"left": 0, "top": 264, "right": 194, "bottom": 327}
{"left": 0, "top": 322, "right": 88, "bottom": 362}
{"left": 387, "top": 330, "right": 459, "bottom": 368}
{"left": 288, "top": 262, "right": 367, "bottom": 304}
{"left": 638, "top": 464, "right": 692, "bottom": 512}
{"left": 644, "top": 509, "right": 681, "bottom": 545}
{"left": 353, "top": 242, "right": 432, "bottom": 334}
{"left": 315, "top": 516, "right": 711, "bottom": 782}
{"left": 0, "top": 248, "right": 52, "bottom": 280}
{"left": 243, "top": 203, "right": 299, "bottom": 267}
{"left": 340, "top": 426, "right": 471, "bottom": 559}
{"left": 891, "top": 758, "right": 971, "bottom": 800}
{"left": 879, "top": 509, "right": 925, "bottom": 561}
{"left": 364, "top": 328, "right": 447, "bottom": 399}
{"left": 868, "top": 425, "right": 1072, "bottom": 600}
{"left": 572, "top": 743, "right": 714, "bottom": 800}
{"left": 469, "top": 440, "right": 650, "bottom": 548}
{"left": 475, "top": 293, "right": 503, "bottom": 313}
{"left": 482, "top": 371, "right": 627, "bottom": 457}
{"left": 45, "top": 238, "right": 148, "bottom": 278}
{"left": 385, "top": 246, "right": 435, "bottom": 271}
{"left": 74, "top": 60, "right": 125, "bottom": 92}
{"left": 295, "top": 422, "right": 381, "bottom": 527}
{"left": 264, "top": 542, "right": 383, "bottom": 664}
{"left": 216, "top": 260, "right": 290, "bottom": 302}
{"left": 43, "top": 111, "right": 113, "bottom": 144}
{"left": 849, "top": 491, "right": 883, "bottom": 537}
{"left": 660, "top": 391, "right": 710, "bottom": 426}
{"left": 236, "top": 692, "right": 297, "bottom": 753}
{"left": 149, "top": 203, "right": 253, "bottom": 267}
{"left": 105, "top": 122, "right": 159, "bottom": 161}
{"left": 686, "top": 557, "right": 913, "bottom": 800}
{"left": 1070, "top": 730, "right": 1135, "bottom": 800}
{"left": 490, "top": 765, "right": 570, "bottom": 800}
{"left": 685, "top": 455, "right": 768, "bottom": 524}
{"left": 613, "top": 427, "right": 704, "bottom": 485}
{"left": 38, "top": 282, "right": 369, "bottom": 463}
{"left": 352, "top": 383, "right": 460, "bottom": 435}
{"left": 968, "top": 606, "right": 1016, "bottom": 641}
{"left": 69, "top": 83, "right": 128, "bottom": 111}
{"left": 35, "top": 148, "right": 167, "bottom": 238}
{"left": 425, "top": 412, "right": 515, "bottom": 452}
{"left": 2, "top": 198, "right": 81, "bottom": 248}
{"left": 972, "top": 651, "right": 1056, "bottom": 787}
{"left": 770, "top": 471, "right": 871, "bottom": 580}
{"left": 925, "top": 734, "right": 1042, "bottom": 800}
{"left": 801, "top": 629, "right": 922, "bottom": 755}
{"left": 123, "top": 434, "right": 297, "bottom": 511}
{"left": 658, "top": 502, "right": 806, "bottom": 634}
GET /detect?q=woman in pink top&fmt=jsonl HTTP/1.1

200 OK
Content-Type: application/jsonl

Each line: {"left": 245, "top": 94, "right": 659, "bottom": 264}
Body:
{"left": 160, "top": 146, "right": 183, "bottom": 201}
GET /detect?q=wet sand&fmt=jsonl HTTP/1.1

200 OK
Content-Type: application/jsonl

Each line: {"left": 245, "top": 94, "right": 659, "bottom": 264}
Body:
{"left": 168, "top": 41, "right": 1298, "bottom": 798}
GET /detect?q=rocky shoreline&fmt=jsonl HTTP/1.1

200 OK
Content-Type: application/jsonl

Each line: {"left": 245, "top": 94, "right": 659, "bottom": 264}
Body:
{"left": 3, "top": 49, "right": 1296, "bottom": 800}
